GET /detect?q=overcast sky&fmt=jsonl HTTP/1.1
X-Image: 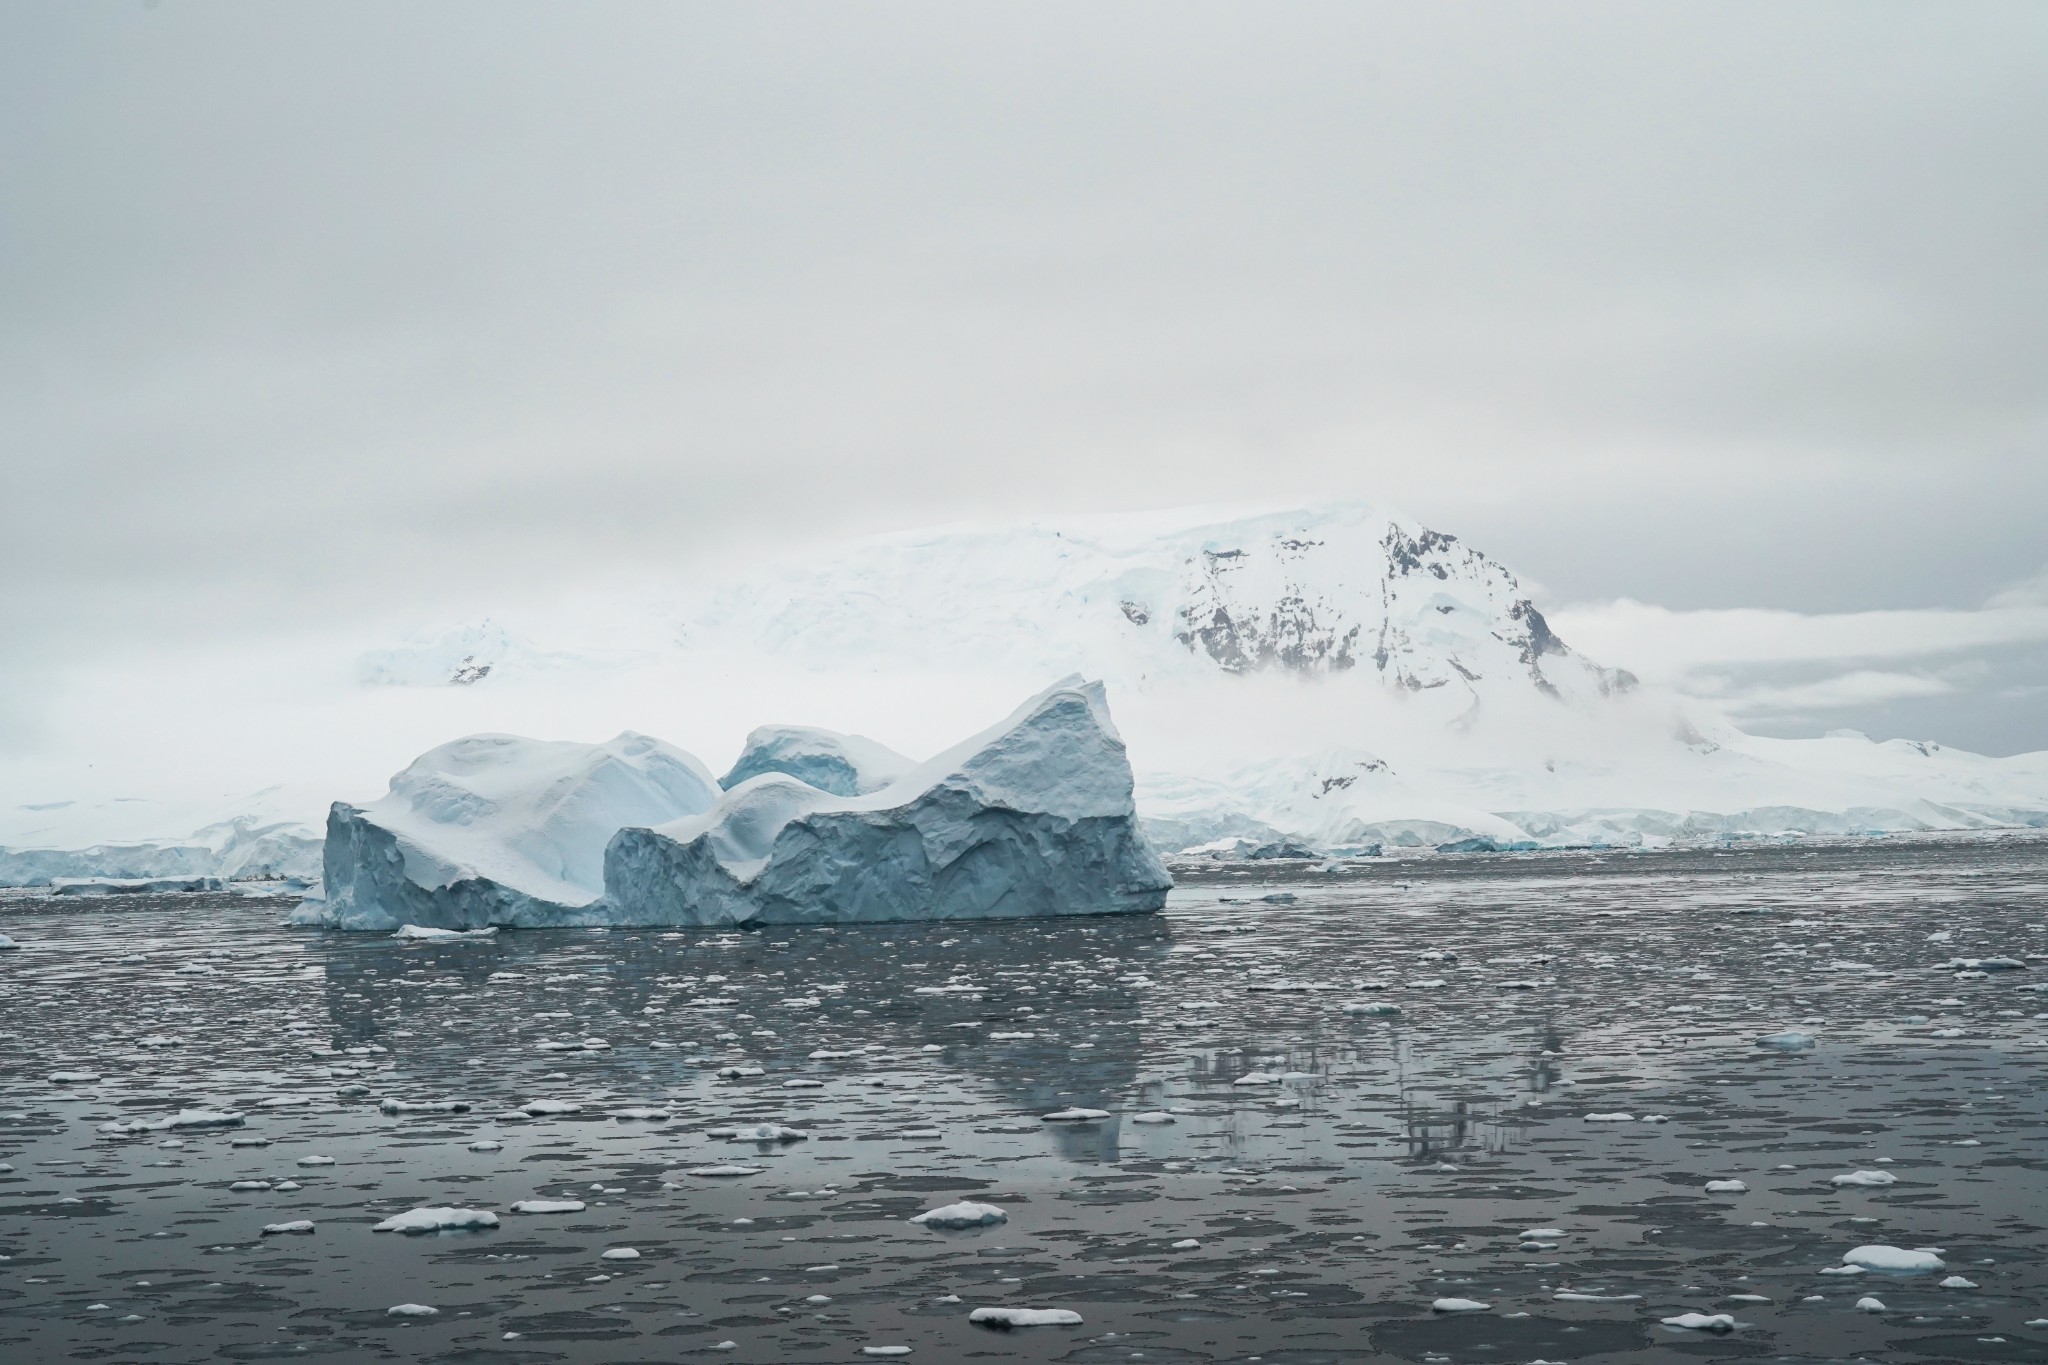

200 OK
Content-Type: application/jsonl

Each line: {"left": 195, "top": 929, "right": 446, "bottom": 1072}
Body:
{"left": 4, "top": 2, "right": 2045, "bottom": 751}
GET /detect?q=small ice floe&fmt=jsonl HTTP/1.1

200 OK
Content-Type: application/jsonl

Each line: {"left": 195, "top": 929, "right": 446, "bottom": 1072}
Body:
{"left": 1343, "top": 1002, "right": 1401, "bottom": 1016}
{"left": 392, "top": 924, "right": 498, "bottom": 941}
{"left": 1705, "top": 1179, "right": 1749, "bottom": 1193}
{"left": 1431, "top": 1298, "right": 1490, "bottom": 1312}
{"left": 601, "top": 1247, "right": 641, "bottom": 1260}
{"left": 1943, "top": 956, "right": 2026, "bottom": 972}
{"left": 387, "top": 1303, "right": 438, "bottom": 1317}
{"left": 520, "top": 1099, "right": 581, "bottom": 1117}
{"left": 373, "top": 1207, "right": 500, "bottom": 1233}
{"left": 1232, "top": 1073, "right": 1283, "bottom": 1087}
{"left": 1130, "top": 1112, "right": 1175, "bottom": 1124}
{"left": 1843, "top": 1245, "right": 1945, "bottom": 1273}
{"left": 98, "top": 1109, "right": 244, "bottom": 1135}
{"left": 0, "top": 934, "right": 18, "bottom": 950}
{"left": 1584, "top": 1112, "right": 1635, "bottom": 1123}
{"left": 1939, "top": 1275, "right": 1978, "bottom": 1289}
{"left": 48, "top": 1071, "right": 101, "bottom": 1084}
{"left": 1042, "top": 1108, "right": 1111, "bottom": 1121}
{"left": 229, "top": 1180, "right": 272, "bottom": 1192}
{"left": 716, "top": 1066, "right": 765, "bottom": 1079}
{"left": 1856, "top": 1296, "right": 1887, "bottom": 1312}
{"left": 261, "top": 1220, "right": 315, "bottom": 1235}
{"left": 136, "top": 1035, "right": 182, "bottom": 1048}
{"left": 968, "top": 1307, "right": 1083, "bottom": 1328}
{"left": 783, "top": 1079, "right": 825, "bottom": 1089}
{"left": 1406, "top": 978, "right": 1448, "bottom": 990}
{"left": 684, "top": 1165, "right": 763, "bottom": 1177}
{"left": 909, "top": 1201, "right": 1007, "bottom": 1229}
{"left": 1171, "top": 1238, "right": 1201, "bottom": 1249}
{"left": 510, "top": 1199, "right": 586, "bottom": 1214}
{"left": 1523, "top": 1227, "right": 1565, "bottom": 1239}
{"left": 612, "top": 1107, "right": 670, "bottom": 1121}
{"left": 379, "top": 1098, "right": 471, "bottom": 1115}
{"left": 1830, "top": 1170, "right": 1897, "bottom": 1187}
{"left": 1661, "top": 1312, "right": 1735, "bottom": 1332}
{"left": 1755, "top": 1031, "right": 1815, "bottom": 1050}
{"left": 711, "top": 1123, "right": 807, "bottom": 1143}
{"left": 861, "top": 1348, "right": 911, "bottom": 1357}
{"left": 1555, "top": 1291, "right": 1640, "bottom": 1302}
{"left": 468, "top": 1140, "right": 502, "bottom": 1151}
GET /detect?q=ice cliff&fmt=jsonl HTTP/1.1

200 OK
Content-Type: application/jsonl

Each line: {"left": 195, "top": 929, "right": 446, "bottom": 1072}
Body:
{"left": 314, "top": 732, "right": 721, "bottom": 930}
{"left": 604, "top": 678, "right": 1171, "bottom": 926}
{"left": 719, "top": 726, "right": 913, "bottom": 798}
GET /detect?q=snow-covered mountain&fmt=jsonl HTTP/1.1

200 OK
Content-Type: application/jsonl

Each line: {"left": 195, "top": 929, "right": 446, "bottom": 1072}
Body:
{"left": 3, "top": 500, "right": 2044, "bottom": 884}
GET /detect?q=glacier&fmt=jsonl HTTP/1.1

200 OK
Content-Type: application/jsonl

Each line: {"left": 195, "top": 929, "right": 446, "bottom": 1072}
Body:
{"left": 719, "top": 725, "right": 913, "bottom": 798}
{"left": 311, "top": 731, "right": 721, "bottom": 930}
{"left": 604, "top": 679, "right": 1171, "bottom": 926}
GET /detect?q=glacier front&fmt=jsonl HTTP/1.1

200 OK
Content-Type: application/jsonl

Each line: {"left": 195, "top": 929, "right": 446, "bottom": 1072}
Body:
{"left": 314, "top": 732, "right": 721, "bottom": 930}
{"left": 603, "top": 678, "right": 1171, "bottom": 926}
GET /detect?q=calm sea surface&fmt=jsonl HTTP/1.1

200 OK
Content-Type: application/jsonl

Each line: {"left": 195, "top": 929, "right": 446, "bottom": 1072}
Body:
{"left": 4, "top": 835, "right": 2047, "bottom": 1363}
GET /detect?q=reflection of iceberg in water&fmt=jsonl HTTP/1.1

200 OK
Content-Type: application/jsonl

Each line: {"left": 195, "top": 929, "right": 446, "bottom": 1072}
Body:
{"left": 308, "top": 913, "right": 1167, "bottom": 1166}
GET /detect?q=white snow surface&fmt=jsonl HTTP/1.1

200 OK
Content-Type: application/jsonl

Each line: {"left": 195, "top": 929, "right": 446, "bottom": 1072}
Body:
{"left": 6, "top": 500, "right": 2047, "bottom": 879}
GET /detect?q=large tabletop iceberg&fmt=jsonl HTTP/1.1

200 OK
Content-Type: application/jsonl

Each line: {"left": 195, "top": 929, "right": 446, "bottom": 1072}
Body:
{"left": 318, "top": 732, "right": 720, "bottom": 929}
{"left": 604, "top": 678, "right": 1170, "bottom": 925}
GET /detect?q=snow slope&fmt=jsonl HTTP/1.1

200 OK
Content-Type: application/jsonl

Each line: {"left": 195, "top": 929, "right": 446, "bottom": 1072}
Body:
{"left": 4, "top": 500, "right": 2045, "bottom": 881}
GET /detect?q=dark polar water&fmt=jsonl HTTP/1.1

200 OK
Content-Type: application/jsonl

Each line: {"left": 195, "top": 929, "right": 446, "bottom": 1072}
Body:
{"left": 4, "top": 837, "right": 2048, "bottom": 1365}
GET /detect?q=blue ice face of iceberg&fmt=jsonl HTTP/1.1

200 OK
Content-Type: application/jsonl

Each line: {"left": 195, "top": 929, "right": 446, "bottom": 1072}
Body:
{"left": 719, "top": 726, "right": 913, "bottom": 799}
{"left": 604, "top": 678, "right": 1171, "bottom": 926}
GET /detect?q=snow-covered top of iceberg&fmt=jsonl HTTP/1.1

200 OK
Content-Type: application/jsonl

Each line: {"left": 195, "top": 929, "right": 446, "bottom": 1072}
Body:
{"left": 719, "top": 725, "right": 914, "bottom": 798}
{"left": 354, "top": 731, "right": 720, "bottom": 907}
{"left": 645, "top": 677, "right": 1136, "bottom": 886}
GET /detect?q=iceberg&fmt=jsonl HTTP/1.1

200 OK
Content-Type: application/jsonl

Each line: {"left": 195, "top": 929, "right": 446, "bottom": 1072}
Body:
{"left": 314, "top": 732, "right": 721, "bottom": 930}
{"left": 603, "top": 678, "right": 1170, "bottom": 926}
{"left": 720, "top": 725, "right": 913, "bottom": 797}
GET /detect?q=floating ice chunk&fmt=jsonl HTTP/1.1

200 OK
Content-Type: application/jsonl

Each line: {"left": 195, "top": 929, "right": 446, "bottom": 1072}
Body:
{"left": 520, "top": 1099, "right": 581, "bottom": 1116}
{"left": 1856, "top": 1296, "right": 1886, "bottom": 1312}
{"left": 685, "top": 1165, "right": 763, "bottom": 1177}
{"left": 713, "top": 1123, "right": 806, "bottom": 1143}
{"left": 1830, "top": 1170, "right": 1897, "bottom": 1187}
{"left": 229, "top": 1180, "right": 272, "bottom": 1192}
{"left": 392, "top": 925, "right": 499, "bottom": 941}
{"left": 1584, "top": 1112, "right": 1635, "bottom": 1122}
{"left": 861, "top": 1349, "right": 912, "bottom": 1357}
{"left": 468, "top": 1140, "right": 502, "bottom": 1151}
{"left": 1042, "top": 1108, "right": 1111, "bottom": 1121}
{"left": 1232, "top": 1073, "right": 1283, "bottom": 1086}
{"left": 261, "top": 1220, "right": 315, "bottom": 1235}
{"left": 612, "top": 1107, "right": 670, "bottom": 1121}
{"left": 968, "top": 1307, "right": 1084, "bottom": 1328}
{"left": 297, "top": 1155, "right": 336, "bottom": 1166}
{"left": 509, "top": 1199, "right": 586, "bottom": 1214}
{"left": 601, "top": 1247, "right": 641, "bottom": 1260}
{"left": 1523, "top": 1228, "right": 1565, "bottom": 1239}
{"left": 379, "top": 1098, "right": 471, "bottom": 1115}
{"left": 0, "top": 934, "right": 17, "bottom": 949}
{"left": 716, "top": 1066, "right": 766, "bottom": 1079}
{"left": 1343, "top": 1003, "right": 1400, "bottom": 1016}
{"left": 604, "top": 680, "right": 1171, "bottom": 925}
{"left": 48, "top": 1071, "right": 101, "bottom": 1083}
{"left": 374, "top": 1207, "right": 501, "bottom": 1234}
{"left": 910, "top": 1201, "right": 1007, "bottom": 1229}
{"left": 387, "top": 1303, "right": 438, "bottom": 1317}
{"left": 1431, "top": 1298, "right": 1490, "bottom": 1312}
{"left": 1705, "top": 1180, "right": 1748, "bottom": 1193}
{"left": 1843, "top": 1245, "right": 1944, "bottom": 1273}
{"left": 1130, "top": 1112, "right": 1175, "bottom": 1124}
{"left": 1939, "top": 1275, "right": 1978, "bottom": 1289}
{"left": 1661, "top": 1312, "right": 1735, "bottom": 1332}
{"left": 1171, "top": 1238, "right": 1201, "bottom": 1249}
{"left": 1555, "top": 1291, "right": 1641, "bottom": 1301}
{"left": 1755, "top": 1031, "right": 1815, "bottom": 1050}
{"left": 98, "top": 1109, "right": 244, "bottom": 1134}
